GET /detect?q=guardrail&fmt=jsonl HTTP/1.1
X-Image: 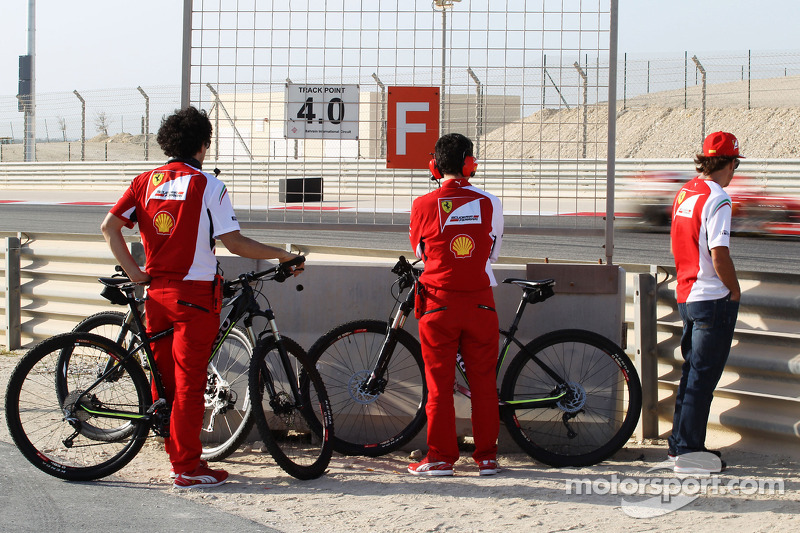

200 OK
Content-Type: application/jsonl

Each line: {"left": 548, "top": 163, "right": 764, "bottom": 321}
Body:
{"left": 2, "top": 231, "right": 799, "bottom": 457}
{"left": 624, "top": 264, "right": 800, "bottom": 456}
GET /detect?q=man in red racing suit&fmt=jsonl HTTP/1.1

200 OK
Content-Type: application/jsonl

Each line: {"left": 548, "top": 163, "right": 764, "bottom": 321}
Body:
{"left": 407, "top": 133, "right": 504, "bottom": 476}
{"left": 101, "top": 106, "right": 303, "bottom": 489}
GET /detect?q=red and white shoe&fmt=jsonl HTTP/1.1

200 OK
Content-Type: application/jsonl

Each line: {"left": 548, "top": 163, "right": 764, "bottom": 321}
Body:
{"left": 170, "top": 459, "right": 208, "bottom": 479}
{"left": 477, "top": 459, "right": 500, "bottom": 476}
{"left": 173, "top": 463, "right": 229, "bottom": 489}
{"left": 408, "top": 457, "right": 454, "bottom": 476}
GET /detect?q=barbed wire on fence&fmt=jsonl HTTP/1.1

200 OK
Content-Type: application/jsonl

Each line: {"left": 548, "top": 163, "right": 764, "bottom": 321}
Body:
{"left": 2, "top": 49, "right": 800, "bottom": 163}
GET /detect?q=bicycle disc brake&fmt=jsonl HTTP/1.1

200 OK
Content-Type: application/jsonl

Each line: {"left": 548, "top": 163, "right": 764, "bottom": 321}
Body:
{"left": 269, "top": 391, "right": 297, "bottom": 426}
{"left": 556, "top": 381, "right": 587, "bottom": 414}
{"left": 350, "top": 369, "right": 385, "bottom": 404}
{"left": 203, "top": 373, "right": 237, "bottom": 433}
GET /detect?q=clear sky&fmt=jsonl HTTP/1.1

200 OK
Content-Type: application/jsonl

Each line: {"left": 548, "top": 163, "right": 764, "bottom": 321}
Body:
{"left": 2, "top": 0, "right": 799, "bottom": 96}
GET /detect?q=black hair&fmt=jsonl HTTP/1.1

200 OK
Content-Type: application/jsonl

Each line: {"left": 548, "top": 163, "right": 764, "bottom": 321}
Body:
{"left": 694, "top": 154, "right": 736, "bottom": 175}
{"left": 156, "top": 106, "right": 213, "bottom": 159}
{"left": 434, "top": 133, "right": 474, "bottom": 176}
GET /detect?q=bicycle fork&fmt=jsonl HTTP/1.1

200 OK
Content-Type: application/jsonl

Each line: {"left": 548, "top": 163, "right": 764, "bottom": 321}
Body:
{"left": 359, "top": 288, "right": 415, "bottom": 397}
{"left": 258, "top": 308, "right": 305, "bottom": 414}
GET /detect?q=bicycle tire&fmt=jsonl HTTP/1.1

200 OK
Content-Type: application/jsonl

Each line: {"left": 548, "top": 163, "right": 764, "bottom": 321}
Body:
{"left": 248, "top": 336, "right": 333, "bottom": 480}
{"left": 306, "top": 319, "right": 427, "bottom": 456}
{"left": 201, "top": 326, "right": 255, "bottom": 461}
{"left": 500, "top": 329, "right": 642, "bottom": 467}
{"left": 5, "top": 332, "right": 152, "bottom": 481}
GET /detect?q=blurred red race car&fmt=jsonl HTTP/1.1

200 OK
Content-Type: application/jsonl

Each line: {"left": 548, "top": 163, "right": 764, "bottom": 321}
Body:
{"left": 622, "top": 171, "right": 800, "bottom": 236}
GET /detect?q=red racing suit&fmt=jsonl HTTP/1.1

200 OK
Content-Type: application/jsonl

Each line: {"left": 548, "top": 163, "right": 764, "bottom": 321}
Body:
{"left": 409, "top": 177, "right": 504, "bottom": 464}
{"left": 110, "top": 158, "right": 239, "bottom": 474}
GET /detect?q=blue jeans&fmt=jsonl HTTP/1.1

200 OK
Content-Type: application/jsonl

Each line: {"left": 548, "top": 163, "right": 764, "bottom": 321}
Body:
{"left": 668, "top": 295, "right": 739, "bottom": 455}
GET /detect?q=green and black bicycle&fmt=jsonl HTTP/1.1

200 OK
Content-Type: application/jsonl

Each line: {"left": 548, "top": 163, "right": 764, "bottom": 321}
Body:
{"left": 5, "top": 257, "right": 334, "bottom": 481}
{"left": 305, "top": 256, "right": 642, "bottom": 467}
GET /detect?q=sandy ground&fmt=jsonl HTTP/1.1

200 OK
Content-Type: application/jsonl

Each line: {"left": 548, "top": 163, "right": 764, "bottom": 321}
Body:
{"left": 2, "top": 347, "right": 798, "bottom": 532}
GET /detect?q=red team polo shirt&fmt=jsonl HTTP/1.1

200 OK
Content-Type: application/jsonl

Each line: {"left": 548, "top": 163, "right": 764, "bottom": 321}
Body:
{"left": 671, "top": 176, "right": 733, "bottom": 304}
{"left": 409, "top": 178, "right": 503, "bottom": 290}
{"left": 110, "top": 160, "right": 240, "bottom": 281}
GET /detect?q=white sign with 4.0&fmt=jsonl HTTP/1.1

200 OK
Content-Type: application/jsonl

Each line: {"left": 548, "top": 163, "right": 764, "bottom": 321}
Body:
{"left": 285, "top": 83, "right": 359, "bottom": 140}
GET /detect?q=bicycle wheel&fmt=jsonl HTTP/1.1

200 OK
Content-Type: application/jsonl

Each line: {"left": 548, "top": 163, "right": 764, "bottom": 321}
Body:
{"left": 248, "top": 336, "right": 333, "bottom": 480}
{"left": 5, "top": 333, "right": 152, "bottom": 481}
{"left": 201, "top": 326, "right": 255, "bottom": 461}
{"left": 72, "top": 310, "right": 140, "bottom": 352}
{"left": 500, "top": 329, "right": 642, "bottom": 467}
{"left": 306, "top": 319, "right": 426, "bottom": 456}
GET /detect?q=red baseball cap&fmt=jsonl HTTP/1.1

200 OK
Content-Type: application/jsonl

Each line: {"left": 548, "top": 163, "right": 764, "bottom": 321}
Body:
{"left": 703, "top": 131, "right": 745, "bottom": 158}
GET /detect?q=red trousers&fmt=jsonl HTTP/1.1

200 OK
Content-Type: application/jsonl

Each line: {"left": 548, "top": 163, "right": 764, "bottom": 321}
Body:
{"left": 417, "top": 286, "right": 500, "bottom": 464}
{"left": 145, "top": 278, "right": 219, "bottom": 474}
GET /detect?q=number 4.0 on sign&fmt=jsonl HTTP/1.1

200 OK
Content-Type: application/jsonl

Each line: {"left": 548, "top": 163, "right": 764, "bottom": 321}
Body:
{"left": 285, "top": 83, "right": 359, "bottom": 140}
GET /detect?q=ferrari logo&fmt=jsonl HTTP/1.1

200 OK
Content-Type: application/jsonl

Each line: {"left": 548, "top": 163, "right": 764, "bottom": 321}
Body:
{"left": 677, "top": 191, "right": 686, "bottom": 204}
{"left": 441, "top": 200, "right": 453, "bottom": 213}
{"left": 152, "top": 172, "right": 165, "bottom": 187}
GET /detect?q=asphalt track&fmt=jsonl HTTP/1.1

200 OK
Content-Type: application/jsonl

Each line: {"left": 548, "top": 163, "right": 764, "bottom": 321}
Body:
{"left": 0, "top": 441, "right": 274, "bottom": 532}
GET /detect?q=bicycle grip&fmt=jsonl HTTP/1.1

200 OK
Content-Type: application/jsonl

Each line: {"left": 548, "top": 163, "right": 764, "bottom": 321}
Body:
{"left": 275, "top": 255, "right": 305, "bottom": 282}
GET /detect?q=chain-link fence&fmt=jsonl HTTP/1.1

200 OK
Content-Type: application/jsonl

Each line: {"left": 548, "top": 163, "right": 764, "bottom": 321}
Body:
{"left": 0, "top": 86, "right": 180, "bottom": 162}
{"left": 621, "top": 50, "right": 800, "bottom": 109}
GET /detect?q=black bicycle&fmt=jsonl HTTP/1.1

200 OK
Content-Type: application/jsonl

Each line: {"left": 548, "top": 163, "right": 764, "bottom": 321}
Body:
{"left": 305, "top": 256, "right": 642, "bottom": 467}
{"left": 70, "top": 269, "right": 255, "bottom": 461}
{"left": 5, "top": 257, "right": 334, "bottom": 481}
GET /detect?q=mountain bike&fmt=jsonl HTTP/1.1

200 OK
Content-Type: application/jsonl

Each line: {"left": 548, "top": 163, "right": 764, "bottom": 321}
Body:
{"left": 70, "top": 268, "right": 255, "bottom": 461}
{"left": 305, "top": 256, "right": 642, "bottom": 467}
{"left": 5, "top": 257, "right": 334, "bottom": 481}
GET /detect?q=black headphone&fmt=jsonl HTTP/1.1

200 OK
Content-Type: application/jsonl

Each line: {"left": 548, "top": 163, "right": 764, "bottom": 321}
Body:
{"left": 428, "top": 155, "right": 478, "bottom": 181}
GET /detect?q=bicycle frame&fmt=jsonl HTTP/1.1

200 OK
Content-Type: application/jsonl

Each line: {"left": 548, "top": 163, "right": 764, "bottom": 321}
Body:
{"left": 361, "top": 256, "right": 568, "bottom": 411}
{"left": 65, "top": 265, "right": 304, "bottom": 439}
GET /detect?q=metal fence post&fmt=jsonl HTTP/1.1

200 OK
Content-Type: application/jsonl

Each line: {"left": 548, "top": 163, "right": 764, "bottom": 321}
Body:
{"left": 691, "top": 55, "right": 707, "bottom": 148}
{"left": 73, "top": 90, "right": 86, "bottom": 161}
{"left": 634, "top": 272, "right": 658, "bottom": 440}
{"left": 5, "top": 237, "right": 21, "bottom": 350}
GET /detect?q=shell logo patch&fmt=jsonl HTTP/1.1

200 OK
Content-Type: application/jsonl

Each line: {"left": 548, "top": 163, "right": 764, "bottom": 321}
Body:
{"left": 154, "top": 211, "right": 176, "bottom": 235}
{"left": 152, "top": 172, "right": 165, "bottom": 187}
{"left": 441, "top": 200, "right": 453, "bottom": 213}
{"left": 450, "top": 234, "right": 475, "bottom": 258}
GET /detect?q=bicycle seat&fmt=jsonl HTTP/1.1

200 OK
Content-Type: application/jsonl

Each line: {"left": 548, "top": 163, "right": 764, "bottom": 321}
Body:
{"left": 502, "top": 278, "right": 556, "bottom": 304}
{"left": 502, "top": 278, "right": 555, "bottom": 290}
{"left": 98, "top": 277, "right": 136, "bottom": 288}
{"left": 98, "top": 277, "right": 137, "bottom": 305}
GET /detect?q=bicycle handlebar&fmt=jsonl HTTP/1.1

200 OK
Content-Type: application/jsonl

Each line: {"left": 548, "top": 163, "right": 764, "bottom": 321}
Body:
{"left": 392, "top": 255, "right": 423, "bottom": 292}
{"left": 100, "top": 256, "right": 306, "bottom": 302}
{"left": 224, "top": 255, "right": 305, "bottom": 292}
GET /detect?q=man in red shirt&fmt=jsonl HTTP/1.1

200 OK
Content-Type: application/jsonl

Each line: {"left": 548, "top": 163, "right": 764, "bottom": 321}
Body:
{"left": 101, "top": 106, "right": 303, "bottom": 488}
{"left": 668, "top": 131, "right": 742, "bottom": 474}
{"left": 408, "top": 133, "right": 504, "bottom": 476}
